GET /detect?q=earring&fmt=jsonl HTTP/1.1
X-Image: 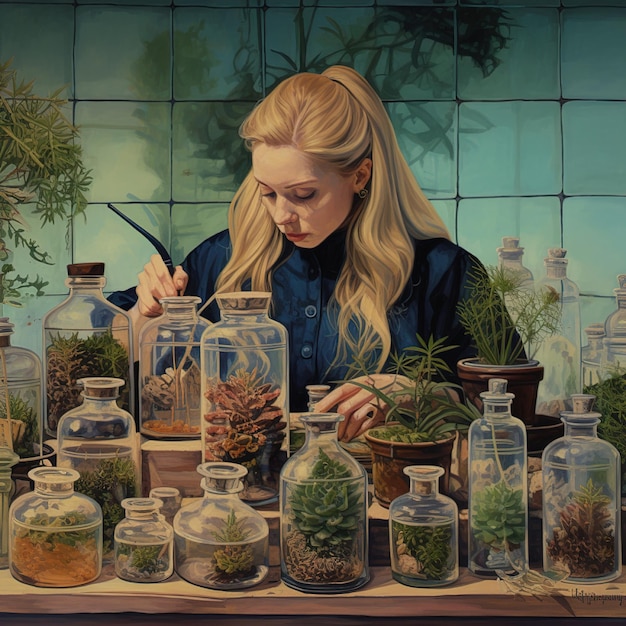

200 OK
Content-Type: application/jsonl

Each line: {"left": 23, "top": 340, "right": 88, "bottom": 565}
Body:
{"left": 358, "top": 188, "right": 369, "bottom": 199}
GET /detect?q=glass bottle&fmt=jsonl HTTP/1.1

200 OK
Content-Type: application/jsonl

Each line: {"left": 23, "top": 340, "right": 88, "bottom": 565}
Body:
{"left": 200, "top": 291, "right": 289, "bottom": 506}
{"left": 114, "top": 496, "right": 174, "bottom": 583}
{"left": 9, "top": 467, "right": 102, "bottom": 587}
{"left": 139, "top": 296, "right": 208, "bottom": 439}
{"left": 0, "top": 447, "right": 19, "bottom": 569}
{"left": 56, "top": 377, "right": 140, "bottom": 559}
{"left": 0, "top": 317, "right": 43, "bottom": 461}
{"left": 388, "top": 465, "right": 458, "bottom": 587}
{"left": 149, "top": 486, "right": 182, "bottom": 526}
{"left": 602, "top": 274, "right": 626, "bottom": 374}
{"left": 582, "top": 323, "right": 605, "bottom": 388}
{"left": 43, "top": 262, "right": 134, "bottom": 436}
{"left": 497, "top": 236, "right": 534, "bottom": 290}
{"left": 173, "top": 462, "right": 269, "bottom": 590}
{"left": 468, "top": 378, "right": 528, "bottom": 577}
{"left": 535, "top": 248, "right": 581, "bottom": 416}
{"left": 280, "top": 413, "right": 369, "bottom": 593}
{"left": 542, "top": 394, "right": 621, "bottom": 583}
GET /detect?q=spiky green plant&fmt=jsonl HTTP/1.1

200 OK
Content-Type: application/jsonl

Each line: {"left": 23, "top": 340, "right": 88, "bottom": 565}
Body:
{"left": 392, "top": 522, "right": 454, "bottom": 580}
{"left": 289, "top": 449, "right": 362, "bottom": 553}
{"left": 211, "top": 509, "right": 254, "bottom": 576}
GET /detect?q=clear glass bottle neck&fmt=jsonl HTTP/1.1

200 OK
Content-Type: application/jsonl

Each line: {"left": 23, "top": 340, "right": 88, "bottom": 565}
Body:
{"left": 161, "top": 300, "right": 200, "bottom": 322}
{"left": 483, "top": 400, "right": 513, "bottom": 421}
{"left": 302, "top": 415, "right": 342, "bottom": 447}
{"left": 410, "top": 477, "right": 439, "bottom": 498}
{"left": 562, "top": 415, "right": 599, "bottom": 437}
{"left": 66, "top": 276, "right": 106, "bottom": 294}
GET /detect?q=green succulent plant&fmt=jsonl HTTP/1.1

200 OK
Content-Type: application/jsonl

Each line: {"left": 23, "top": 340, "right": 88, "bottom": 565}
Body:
{"left": 211, "top": 509, "right": 255, "bottom": 577}
{"left": 289, "top": 448, "right": 362, "bottom": 552}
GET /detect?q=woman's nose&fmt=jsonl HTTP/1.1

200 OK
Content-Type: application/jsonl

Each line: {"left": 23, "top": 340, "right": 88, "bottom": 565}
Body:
{"left": 272, "top": 197, "right": 298, "bottom": 225}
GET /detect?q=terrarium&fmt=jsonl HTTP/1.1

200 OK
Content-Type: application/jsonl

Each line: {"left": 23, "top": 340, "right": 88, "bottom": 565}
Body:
{"left": 9, "top": 467, "right": 102, "bottom": 587}
{"left": 56, "top": 377, "right": 140, "bottom": 558}
{"left": 114, "top": 497, "right": 173, "bottom": 583}
{"left": 43, "top": 262, "right": 133, "bottom": 436}
{"left": 542, "top": 394, "right": 621, "bottom": 583}
{"left": 0, "top": 317, "right": 43, "bottom": 461}
{"left": 173, "top": 462, "right": 269, "bottom": 590}
{"left": 468, "top": 378, "right": 528, "bottom": 577}
{"left": 139, "top": 296, "right": 207, "bottom": 438}
{"left": 389, "top": 465, "right": 458, "bottom": 587}
{"left": 200, "top": 291, "right": 288, "bottom": 505}
{"left": 280, "top": 413, "right": 369, "bottom": 593}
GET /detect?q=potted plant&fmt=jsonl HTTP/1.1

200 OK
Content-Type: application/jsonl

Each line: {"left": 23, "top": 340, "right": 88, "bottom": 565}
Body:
{"left": 0, "top": 58, "right": 91, "bottom": 307}
{"left": 354, "top": 335, "right": 481, "bottom": 508}
{"left": 456, "top": 264, "right": 561, "bottom": 432}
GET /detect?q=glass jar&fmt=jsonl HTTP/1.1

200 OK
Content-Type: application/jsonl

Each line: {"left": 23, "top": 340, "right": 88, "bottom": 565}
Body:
{"left": 389, "top": 465, "right": 458, "bottom": 587}
{"left": 139, "top": 296, "right": 208, "bottom": 439}
{"left": 200, "top": 291, "right": 288, "bottom": 506}
{"left": 602, "top": 274, "right": 626, "bottom": 374}
{"left": 0, "top": 447, "right": 19, "bottom": 569}
{"left": 280, "top": 413, "right": 369, "bottom": 593}
{"left": 56, "top": 377, "right": 140, "bottom": 558}
{"left": 43, "top": 262, "right": 134, "bottom": 436}
{"left": 149, "top": 486, "right": 182, "bottom": 526}
{"left": 114, "top": 497, "right": 173, "bottom": 583}
{"left": 582, "top": 323, "right": 606, "bottom": 388}
{"left": 9, "top": 467, "right": 102, "bottom": 587}
{"left": 535, "top": 248, "right": 581, "bottom": 416}
{"left": 0, "top": 317, "right": 43, "bottom": 461}
{"left": 173, "top": 462, "right": 269, "bottom": 590}
{"left": 542, "top": 394, "right": 621, "bottom": 583}
{"left": 468, "top": 378, "right": 528, "bottom": 577}
{"left": 497, "top": 236, "right": 534, "bottom": 290}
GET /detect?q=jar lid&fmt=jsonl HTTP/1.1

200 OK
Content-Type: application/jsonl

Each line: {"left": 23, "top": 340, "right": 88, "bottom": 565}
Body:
{"left": 0, "top": 317, "right": 14, "bottom": 334}
{"left": 497, "top": 236, "right": 525, "bottom": 260}
{"left": 122, "top": 497, "right": 163, "bottom": 513}
{"left": 67, "top": 262, "right": 105, "bottom": 276}
{"left": 78, "top": 377, "right": 125, "bottom": 398}
{"left": 216, "top": 291, "right": 271, "bottom": 312}
{"left": 197, "top": 462, "right": 247, "bottom": 493}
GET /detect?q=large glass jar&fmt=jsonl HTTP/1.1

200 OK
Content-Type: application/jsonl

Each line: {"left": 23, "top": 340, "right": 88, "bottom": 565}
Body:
{"left": 602, "top": 274, "right": 626, "bottom": 374}
{"left": 582, "top": 323, "right": 605, "bottom": 388}
{"left": 389, "top": 465, "right": 458, "bottom": 587}
{"left": 56, "top": 377, "right": 140, "bottom": 558}
{"left": 535, "top": 248, "right": 581, "bottom": 416}
{"left": 139, "top": 296, "right": 208, "bottom": 439}
{"left": 9, "top": 467, "right": 102, "bottom": 587}
{"left": 0, "top": 447, "right": 19, "bottom": 569}
{"left": 542, "top": 394, "right": 621, "bottom": 583}
{"left": 43, "top": 262, "right": 134, "bottom": 436}
{"left": 280, "top": 413, "right": 369, "bottom": 593}
{"left": 200, "top": 291, "right": 288, "bottom": 506}
{"left": 173, "top": 462, "right": 269, "bottom": 590}
{"left": 468, "top": 378, "right": 528, "bottom": 577}
{"left": 114, "top": 496, "right": 173, "bottom": 583}
{"left": 0, "top": 317, "right": 43, "bottom": 461}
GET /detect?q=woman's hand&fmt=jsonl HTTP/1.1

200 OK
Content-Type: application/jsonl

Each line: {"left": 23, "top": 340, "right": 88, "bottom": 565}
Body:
{"left": 314, "top": 374, "right": 411, "bottom": 443}
{"left": 135, "top": 254, "right": 189, "bottom": 317}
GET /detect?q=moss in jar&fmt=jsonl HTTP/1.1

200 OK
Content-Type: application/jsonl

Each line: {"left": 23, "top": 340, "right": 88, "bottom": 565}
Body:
{"left": 116, "top": 543, "right": 170, "bottom": 579}
{"left": 0, "top": 392, "right": 39, "bottom": 458}
{"left": 46, "top": 331, "right": 130, "bottom": 430}
{"left": 11, "top": 510, "right": 100, "bottom": 585}
{"left": 74, "top": 456, "right": 138, "bottom": 553}
{"left": 284, "top": 449, "right": 364, "bottom": 583}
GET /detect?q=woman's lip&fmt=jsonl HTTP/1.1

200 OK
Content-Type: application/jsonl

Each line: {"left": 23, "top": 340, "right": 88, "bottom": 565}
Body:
{"left": 285, "top": 233, "right": 307, "bottom": 242}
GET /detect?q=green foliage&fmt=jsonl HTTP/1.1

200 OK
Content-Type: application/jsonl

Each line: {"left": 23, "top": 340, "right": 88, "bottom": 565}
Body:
{"left": 471, "top": 480, "right": 526, "bottom": 552}
{"left": 351, "top": 335, "right": 481, "bottom": 441}
{"left": 0, "top": 58, "right": 91, "bottom": 305}
{"left": 210, "top": 510, "right": 255, "bottom": 576}
{"left": 117, "top": 544, "right": 166, "bottom": 575}
{"left": 18, "top": 510, "right": 94, "bottom": 548}
{"left": 0, "top": 390, "right": 39, "bottom": 458}
{"left": 289, "top": 448, "right": 362, "bottom": 553}
{"left": 211, "top": 509, "right": 251, "bottom": 544}
{"left": 457, "top": 265, "right": 561, "bottom": 364}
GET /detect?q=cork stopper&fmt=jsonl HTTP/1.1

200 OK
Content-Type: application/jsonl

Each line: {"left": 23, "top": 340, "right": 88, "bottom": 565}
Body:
{"left": 67, "top": 262, "right": 105, "bottom": 276}
{"left": 570, "top": 394, "right": 595, "bottom": 414}
{"left": 497, "top": 237, "right": 524, "bottom": 260}
{"left": 78, "top": 377, "right": 125, "bottom": 399}
{"left": 216, "top": 291, "right": 271, "bottom": 313}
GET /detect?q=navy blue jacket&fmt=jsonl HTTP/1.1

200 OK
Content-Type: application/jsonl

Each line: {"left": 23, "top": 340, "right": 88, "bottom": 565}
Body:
{"left": 109, "top": 228, "right": 481, "bottom": 411}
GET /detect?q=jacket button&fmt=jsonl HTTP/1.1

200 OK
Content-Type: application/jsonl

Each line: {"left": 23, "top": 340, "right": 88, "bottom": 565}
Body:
{"left": 308, "top": 266, "right": 319, "bottom": 280}
{"left": 301, "top": 343, "right": 313, "bottom": 358}
{"left": 305, "top": 305, "right": 317, "bottom": 318}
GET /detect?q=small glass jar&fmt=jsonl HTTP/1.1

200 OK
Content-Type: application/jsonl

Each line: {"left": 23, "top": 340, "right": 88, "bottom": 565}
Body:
{"left": 149, "top": 486, "right": 182, "bottom": 526}
{"left": 0, "top": 447, "right": 19, "bottom": 569}
{"left": 9, "top": 467, "right": 102, "bottom": 587}
{"left": 280, "top": 413, "right": 369, "bottom": 593}
{"left": 139, "top": 296, "right": 208, "bottom": 439}
{"left": 0, "top": 317, "right": 43, "bottom": 461}
{"left": 468, "top": 378, "right": 528, "bottom": 577}
{"left": 497, "top": 236, "right": 534, "bottom": 290}
{"left": 542, "top": 394, "right": 621, "bottom": 583}
{"left": 582, "top": 323, "right": 606, "bottom": 388}
{"left": 602, "top": 274, "right": 626, "bottom": 374}
{"left": 389, "top": 465, "right": 458, "bottom": 587}
{"left": 43, "top": 262, "right": 134, "bottom": 436}
{"left": 173, "top": 462, "right": 269, "bottom": 590}
{"left": 56, "top": 377, "right": 140, "bottom": 558}
{"left": 200, "top": 291, "right": 289, "bottom": 505}
{"left": 114, "top": 497, "right": 173, "bottom": 583}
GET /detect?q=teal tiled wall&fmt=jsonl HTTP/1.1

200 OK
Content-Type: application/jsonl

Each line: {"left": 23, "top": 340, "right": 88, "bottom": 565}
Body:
{"left": 1, "top": 0, "right": 625, "bottom": 358}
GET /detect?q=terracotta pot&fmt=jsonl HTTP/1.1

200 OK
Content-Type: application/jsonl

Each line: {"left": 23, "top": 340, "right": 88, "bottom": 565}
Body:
{"left": 364, "top": 428, "right": 455, "bottom": 508}
{"left": 456, "top": 358, "right": 544, "bottom": 427}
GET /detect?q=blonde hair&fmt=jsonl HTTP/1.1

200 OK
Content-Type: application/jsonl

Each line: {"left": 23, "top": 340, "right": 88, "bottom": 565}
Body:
{"left": 216, "top": 65, "right": 450, "bottom": 372}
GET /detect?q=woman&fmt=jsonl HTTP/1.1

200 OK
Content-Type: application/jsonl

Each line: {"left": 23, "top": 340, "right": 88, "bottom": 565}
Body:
{"left": 110, "top": 65, "right": 482, "bottom": 442}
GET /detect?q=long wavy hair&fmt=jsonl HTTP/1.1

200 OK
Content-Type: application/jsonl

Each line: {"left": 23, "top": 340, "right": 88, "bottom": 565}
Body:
{"left": 216, "top": 65, "right": 450, "bottom": 372}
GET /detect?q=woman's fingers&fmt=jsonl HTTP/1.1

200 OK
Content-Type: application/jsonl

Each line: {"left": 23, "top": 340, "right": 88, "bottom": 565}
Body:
{"left": 314, "top": 383, "right": 360, "bottom": 413}
{"left": 136, "top": 255, "right": 188, "bottom": 317}
{"left": 338, "top": 402, "right": 384, "bottom": 442}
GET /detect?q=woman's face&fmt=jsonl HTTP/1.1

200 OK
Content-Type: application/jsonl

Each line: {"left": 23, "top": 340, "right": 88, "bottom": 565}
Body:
{"left": 252, "top": 144, "right": 371, "bottom": 249}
